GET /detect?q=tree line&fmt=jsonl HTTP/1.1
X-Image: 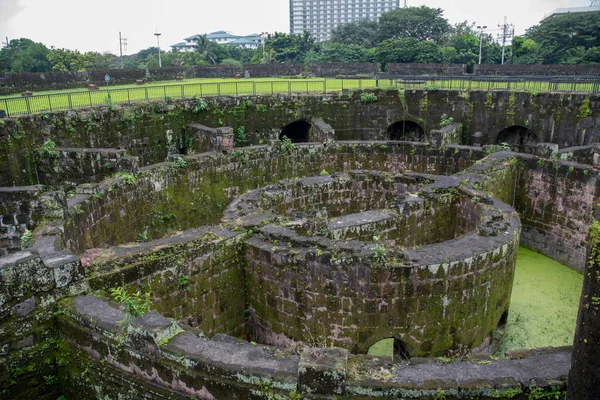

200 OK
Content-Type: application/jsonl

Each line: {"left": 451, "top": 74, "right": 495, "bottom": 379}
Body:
{"left": 1, "top": 6, "right": 598, "bottom": 75}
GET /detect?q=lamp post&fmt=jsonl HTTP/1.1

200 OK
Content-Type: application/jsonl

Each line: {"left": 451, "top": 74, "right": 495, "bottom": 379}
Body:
{"left": 477, "top": 25, "right": 487, "bottom": 65}
{"left": 154, "top": 32, "right": 162, "bottom": 68}
{"left": 261, "top": 31, "right": 269, "bottom": 63}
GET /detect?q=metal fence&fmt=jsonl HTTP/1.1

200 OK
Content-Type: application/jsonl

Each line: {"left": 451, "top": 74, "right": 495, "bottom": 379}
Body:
{"left": 1, "top": 76, "right": 599, "bottom": 117}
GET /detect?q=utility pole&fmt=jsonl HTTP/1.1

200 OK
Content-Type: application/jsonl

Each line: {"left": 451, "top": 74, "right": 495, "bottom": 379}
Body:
{"left": 497, "top": 16, "right": 514, "bottom": 65}
{"left": 477, "top": 25, "right": 487, "bottom": 64}
{"left": 261, "top": 32, "right": 269, "bottom": 63}
{"left": 119, "top": 32, "right": 127, "bottom": 69}
{"left": 154, "top": 32, "right": 162, "bottom": 68}
{"left": 1, "top": 37, "right": 9, "bottom": 48}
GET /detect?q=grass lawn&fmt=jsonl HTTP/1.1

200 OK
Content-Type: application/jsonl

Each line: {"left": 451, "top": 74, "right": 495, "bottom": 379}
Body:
{"left": 0, "top": 76, "right": 596, "bottom": 117}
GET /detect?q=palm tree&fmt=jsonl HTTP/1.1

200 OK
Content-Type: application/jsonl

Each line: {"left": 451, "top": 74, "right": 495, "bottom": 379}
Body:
{"left": 193, "top": 34, "right": 217, "bottom": 65}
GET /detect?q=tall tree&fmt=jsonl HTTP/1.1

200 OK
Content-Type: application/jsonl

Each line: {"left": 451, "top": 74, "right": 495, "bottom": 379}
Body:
{"left": 378, "top": 6, "right": 450, "bottom": 43}
{"left": 265, "top": 31, "right": 317, "bottom": 64}
{"left": 194, "top": 34, "right": 218, "bottom": 64}
{"left": 525, "top": 12, "right": 600, "bottom": 64}
{"left": 330, "top": 19, "right": 379, "bottom": 48}
{"left": 0, "top": 38, "right": 51, "bottom": 73}
{"left": 310, "top": 43, "right": 372, "bottom": 63}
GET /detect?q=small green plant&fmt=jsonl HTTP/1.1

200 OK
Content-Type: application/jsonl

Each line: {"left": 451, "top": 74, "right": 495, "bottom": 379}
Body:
{"left": 37, "top": 139, "right": 59, "bottom": 158}
{"left": 137, "top": 232, "right": 148, "bottom": 242}
{"left": 92, "top": 192, "right": 103, "bottom": 200}
{"left": 320, "top": 169, "right": 329, "bottom": 176}
{"left": 498, "top": 142, "right": 511, "bottom": 152}
{"left": 281, "top": 135, "right": 295, "bottom": 155}
{"left": 177, "top": 275, "right": 190, "bottom": 290}
{"left": 433, "top": 389, "right": 447, "bottom": 400}
{"left": 0, "top": 119, "right": 5, "bottom": 128}
{"left": 44, "top": 375, "right": 58, "bottom": 385}
{"left": 235, "top": 126, "right": 247, "bottom": 147}
{"left": 104, "top": 161, "right": 113, "bottom": 169}
{"left": 439, "top": 114, "right": 454, "bottom": 128}
{"left": 527, "top": 383, "right": 563, "bottom": 400}
{"left": 194, "top": 97, "right": 208, "bottom": 113}
{"left": 360, "top": 92, "right": 378, "bottom": 103}
{"left": 578, "top": 98, "right": 593, "bottom": 119}
{"left": 12, "top": 367, "right": 24, "bottom": 378}
{"left": 288, "top": 390, "right": 303, "bottom": 400}
{"left": 20, "top": 230, "right": 33, "bottom": 249}
{"left": 527, "top": 88, "right": 539, "bottom": 98}
{"left": 118, "top": 173, "right": 136, "bottom": 185}
{"left": 41, "top": 112, "right": 49, "bottom": 120}
{"left": 72, "top": 205, "right": 84, "bottom": 215}
{"left": 537, "top": 159, "right": 546, "bottom": 166}
{"left": 370, "top": 242, "right": 387, "bottom": 264}
{"left": 255, "top": 104, "right": 267, "bottom": 113}
{"left": 105, "top": 93, "right": 114, "bottom": 112}
{"left": 425, "top": 84, "right": 441, "bottom": 91}
{"left": 109, "top": 287, "right": 152, "bottom": 318}
{"left": 174, "top": 156, "right": 187, "bottom": 169}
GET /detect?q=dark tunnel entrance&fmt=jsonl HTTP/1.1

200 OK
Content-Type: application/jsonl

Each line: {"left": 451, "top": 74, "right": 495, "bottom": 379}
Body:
{"left": 280, "top": 120, "right": 311, "bottom": 143}
{"left": 496, "top": 125, "right": 539, "bottom": 153}
{"left": 387, "top": 120, "right": 425, "bottom": 141}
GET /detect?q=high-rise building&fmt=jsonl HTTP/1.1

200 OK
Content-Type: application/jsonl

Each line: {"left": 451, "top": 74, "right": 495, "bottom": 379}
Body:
{"left": 289, "top": 0, "right": 401, "bottom": 42}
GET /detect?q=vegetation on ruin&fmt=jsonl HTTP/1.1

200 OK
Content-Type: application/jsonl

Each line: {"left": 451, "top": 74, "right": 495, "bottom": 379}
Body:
{"left": 109, "top": 287, "right": 152, "bottom": 318}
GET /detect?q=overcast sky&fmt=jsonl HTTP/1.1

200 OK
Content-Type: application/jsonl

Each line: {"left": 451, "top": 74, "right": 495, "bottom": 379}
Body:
{"left": 0, "top": 0, "right": 592, "bottom": 54}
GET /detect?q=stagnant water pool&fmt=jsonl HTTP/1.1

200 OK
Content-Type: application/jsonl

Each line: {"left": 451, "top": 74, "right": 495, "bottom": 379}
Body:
{"left": 368, "top": 246, "right": 583, "bottom": 357}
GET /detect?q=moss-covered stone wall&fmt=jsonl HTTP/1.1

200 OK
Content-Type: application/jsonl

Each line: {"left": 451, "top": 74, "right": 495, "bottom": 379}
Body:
{"left": 1, "top": 90, "right": 597, "bottom": 187}
{"left": 63, "top": 143, "right": 484, "bottom": 254}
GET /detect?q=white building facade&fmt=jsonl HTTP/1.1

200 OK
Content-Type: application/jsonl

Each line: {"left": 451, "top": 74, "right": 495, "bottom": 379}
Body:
{"left": 289, "top": 0, "right": 400, "bottom": 41}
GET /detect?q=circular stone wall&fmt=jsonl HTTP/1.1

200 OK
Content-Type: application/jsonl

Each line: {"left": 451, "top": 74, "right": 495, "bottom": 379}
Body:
{"left": 226, "top": 170, "right": 520, "bottom": 357}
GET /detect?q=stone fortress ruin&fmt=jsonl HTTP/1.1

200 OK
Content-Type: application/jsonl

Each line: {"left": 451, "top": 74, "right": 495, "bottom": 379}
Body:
{"left": 0, "top": 71, "right": 599, "bottom": 399}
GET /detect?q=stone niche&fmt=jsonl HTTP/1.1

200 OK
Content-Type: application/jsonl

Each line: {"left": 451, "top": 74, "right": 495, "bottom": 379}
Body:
{"left": 225, "top": 170, "right": 521, "bottom": 357}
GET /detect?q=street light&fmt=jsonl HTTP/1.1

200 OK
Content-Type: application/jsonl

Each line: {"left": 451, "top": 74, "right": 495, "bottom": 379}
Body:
{"left": 477, "top": 25, "right": 487, "bottom": 65}
{"left": 261, "top": 32, "right": 269, "bottom": 63}
{"left": 154, "top": 32, "right": 162, "bottom": 68}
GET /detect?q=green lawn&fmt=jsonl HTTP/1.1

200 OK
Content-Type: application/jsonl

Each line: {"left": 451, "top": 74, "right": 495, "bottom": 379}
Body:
{"left": 1, "top": 76, "right": 596, "bottom": 117}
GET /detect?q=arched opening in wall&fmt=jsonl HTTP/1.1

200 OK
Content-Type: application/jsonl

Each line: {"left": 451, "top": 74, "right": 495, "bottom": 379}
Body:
{"left": 496, "top": 125, "right": 539, "bottom": 153}
{"left": 387, "top": 120, "right": 425, "bottom": 141}
{"left": 280, "top": 120, "right": 311, "bottom": 143}
{"left": 367, "top": 337, "right": 411, "bottom": 362}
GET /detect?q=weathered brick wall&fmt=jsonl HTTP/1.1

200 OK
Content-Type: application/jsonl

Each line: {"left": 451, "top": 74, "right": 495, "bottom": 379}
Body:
{"left": 0, "top": 71, "right": 88, "bottom": 95}
{"left": 310, "top": 63, "right": 380, "bottom": 77}
{"left": 35, "top": 148, "right": 139, "bottom": 186}
{"left": 387, "top": 63, "right": 466, "bottom": 75}
{"left": 515, "top": 157, "right": 599, "bottom": 271}
{"left": 0, "top": 186, "right": 44, "bottom": 255}
{"left": 240, "top": 168, "right": 520, "bottom": 356}
{"left": 62, "top": 144, "right": 485, "bottom": 254}
{"left": 81, "top": 228, "right": 247, "bottom": 337}
{"left": 2, "top": 90, "right": 598, "bottom": 186}
{"left": 243, "top": 63, "right": 304, "bottom": 78}
{"left": 187, "top": 64, "right": 237, "bottom": 78}
{"left": 474, "top": 64, "right": 600, "bottom": 76}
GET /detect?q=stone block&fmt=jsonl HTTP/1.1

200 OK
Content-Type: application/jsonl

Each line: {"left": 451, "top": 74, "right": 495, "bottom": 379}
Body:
{"left": 13, "top": 296, "right": 35, "bottom": 317}
{"left": 189, "top": 124, "right": 234, "bottom": 153}
{"left": 533, "top": 143, "right": 559, "bottom": 158}
{"left": 298, "top": 347, "right": 348, "bottom": 395}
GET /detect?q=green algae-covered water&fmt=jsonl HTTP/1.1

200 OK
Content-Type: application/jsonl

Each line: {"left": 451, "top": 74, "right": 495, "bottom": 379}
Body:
{"left": 368, "top": 247, "right": 583, "bottom": 357}
{"left": 499, "top": 246, "right": 583, "bottom": 353}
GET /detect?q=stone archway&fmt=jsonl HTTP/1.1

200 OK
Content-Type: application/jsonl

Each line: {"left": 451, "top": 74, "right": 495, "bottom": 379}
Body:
{"left": 497, "top": 125, "right": 539, "bottom": 153}
{"left": 280, "top": 120, "right": 311, "bottom": 143}
{"left": 387, "top": 120, "right": 425, "bottom": 141}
